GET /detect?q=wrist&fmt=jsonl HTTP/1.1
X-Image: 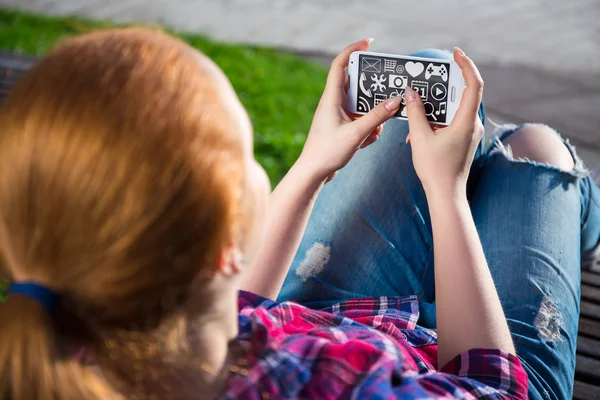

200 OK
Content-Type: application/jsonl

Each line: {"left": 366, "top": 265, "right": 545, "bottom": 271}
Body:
{"left": 423, "top": 181, "right": 468, "bottom": 205}
{"left": 290, "top": 156, "right": 329, "bottom": 189}
{"left": 294, "top": 154, "right": 331, "bottom": 186}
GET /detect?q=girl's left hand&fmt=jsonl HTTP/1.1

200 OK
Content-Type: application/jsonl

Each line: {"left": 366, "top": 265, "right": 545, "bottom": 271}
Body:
{"left": 297, "top": 38, "right": 402, "bottom": 182}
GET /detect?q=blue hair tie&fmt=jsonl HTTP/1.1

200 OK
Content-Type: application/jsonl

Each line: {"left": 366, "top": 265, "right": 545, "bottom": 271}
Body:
{"left": 7, "top": 282, "right": 59, "bottom": 315}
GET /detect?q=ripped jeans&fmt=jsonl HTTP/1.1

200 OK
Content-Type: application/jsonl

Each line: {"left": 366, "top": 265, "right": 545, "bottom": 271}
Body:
{"left": 277, "top": 50, "right": 600, "bottom": 400}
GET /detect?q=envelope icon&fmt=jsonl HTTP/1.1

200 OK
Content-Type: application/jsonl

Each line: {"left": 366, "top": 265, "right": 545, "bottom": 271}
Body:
{"left": 362, "top": 57, "right": 381, "bottom": 73}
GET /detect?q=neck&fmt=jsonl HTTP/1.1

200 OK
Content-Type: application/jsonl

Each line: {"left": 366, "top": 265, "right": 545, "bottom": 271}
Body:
{"left": 189, "top": 277, "right": 241, "bottom": 382}
{"left": 194, "top": 311, "right": 237, "bottom": 380}
{"left": 139, "top": 288, "right": 241, "bottom": 398}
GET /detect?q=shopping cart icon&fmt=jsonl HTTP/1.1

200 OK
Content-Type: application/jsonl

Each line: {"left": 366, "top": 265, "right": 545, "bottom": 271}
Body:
{"left": 384, "top": 59, "right": 397, "bottom": 72}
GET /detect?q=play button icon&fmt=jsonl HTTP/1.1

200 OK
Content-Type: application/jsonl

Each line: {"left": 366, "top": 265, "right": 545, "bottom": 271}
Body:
{"left": 431, "top": 83, "right": 447, "bottom": 101}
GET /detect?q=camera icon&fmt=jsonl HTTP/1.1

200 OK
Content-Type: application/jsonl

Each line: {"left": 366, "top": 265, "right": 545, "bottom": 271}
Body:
{"left": 389, "top": 74, "right": 408, "bottom": 89}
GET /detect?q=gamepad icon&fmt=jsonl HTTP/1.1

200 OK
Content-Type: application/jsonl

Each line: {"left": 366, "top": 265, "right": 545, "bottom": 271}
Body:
{"left": 425, "top": 63, "right": 447, "bottom": 82}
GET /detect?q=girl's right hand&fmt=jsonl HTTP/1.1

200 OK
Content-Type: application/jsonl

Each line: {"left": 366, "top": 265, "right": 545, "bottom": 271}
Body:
{"left": 404, "top": 48, "right": 484, "bottom": 197}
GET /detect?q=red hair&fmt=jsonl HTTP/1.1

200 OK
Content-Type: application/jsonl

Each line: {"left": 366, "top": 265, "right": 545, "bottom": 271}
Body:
{"left": 0, "top": 28, "right": 246, "bottom": 399}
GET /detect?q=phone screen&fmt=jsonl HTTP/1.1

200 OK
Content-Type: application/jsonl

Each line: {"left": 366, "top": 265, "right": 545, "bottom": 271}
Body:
{"left": 357, "top": 54, "right": 452, "bottom": 124}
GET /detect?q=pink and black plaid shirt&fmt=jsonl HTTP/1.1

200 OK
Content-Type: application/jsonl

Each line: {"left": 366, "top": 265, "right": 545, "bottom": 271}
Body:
{"left": 224, "top": 291, "right": 528, "bottom": 399}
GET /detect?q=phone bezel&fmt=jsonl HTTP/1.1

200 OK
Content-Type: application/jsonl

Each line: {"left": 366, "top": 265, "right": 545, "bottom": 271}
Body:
{"left": 347, "top": 50, "right": 464, "bottom": 126}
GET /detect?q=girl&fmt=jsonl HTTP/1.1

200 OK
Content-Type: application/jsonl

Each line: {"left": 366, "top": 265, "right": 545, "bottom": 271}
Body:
{"left": 0, "top": 28, "right": 597, "bottom": 399}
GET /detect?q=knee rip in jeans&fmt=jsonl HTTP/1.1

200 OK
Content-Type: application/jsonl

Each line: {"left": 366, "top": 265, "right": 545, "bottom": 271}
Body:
{"left": 296, "top": 241, "right": 331, "bottom": 281}
{"left": 491, "top": 123, "right": 588, "bottom": 178}
{"left": 533, "top": 297, "right": 564, "bottom": 342}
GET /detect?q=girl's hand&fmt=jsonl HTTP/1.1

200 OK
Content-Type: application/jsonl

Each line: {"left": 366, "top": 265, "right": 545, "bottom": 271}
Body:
{"left": 297, "top": 39, "right": 402, "bottom": 182}
{"left": 405, "top": 48, "right": 484, "bottom": 197}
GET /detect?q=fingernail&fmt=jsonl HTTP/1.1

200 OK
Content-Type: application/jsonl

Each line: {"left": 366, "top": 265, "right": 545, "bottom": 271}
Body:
{"left": 367, "top": 37, "right": 375, "bottom": 43}
{"left": 405, "top": 87, "right": 417, "bottom": 103}
{"left": 454, "top": 47, "right": 465, "bottom": 57}
{"left": 384, "top": 96, "right": 402, "bottom": 111}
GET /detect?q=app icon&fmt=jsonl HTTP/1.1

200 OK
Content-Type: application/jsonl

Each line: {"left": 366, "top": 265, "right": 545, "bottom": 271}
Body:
{"left": 389, "top": 74, "right": 408, "bottom": 89}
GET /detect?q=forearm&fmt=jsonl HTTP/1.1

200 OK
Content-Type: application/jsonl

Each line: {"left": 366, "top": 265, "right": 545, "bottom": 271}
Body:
{"left": 241, "top": 159, "right": 325, "bottom": 300}
{"left": 427, "top": 189, "right": 515, "bottom": 367}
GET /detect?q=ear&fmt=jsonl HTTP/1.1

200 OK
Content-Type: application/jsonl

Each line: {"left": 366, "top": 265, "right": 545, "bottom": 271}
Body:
{"left": 216, "top": 246, "right": 245, "bottom": 277}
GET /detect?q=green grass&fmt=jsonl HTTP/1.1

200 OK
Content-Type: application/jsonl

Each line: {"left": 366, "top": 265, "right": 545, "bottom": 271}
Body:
{"left": 0, "top": 8, "right": 328, "bottom": 185}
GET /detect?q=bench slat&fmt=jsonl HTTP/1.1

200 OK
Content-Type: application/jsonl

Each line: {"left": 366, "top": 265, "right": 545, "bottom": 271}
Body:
{"left": 583, "top": 271, "right": 600, "bottom": 288}
{"left": 574, "top": 381, "right": 600, "bottom": 400}
{"left": 580, "top": 318, "right": 600, "bottom": 339}
{"left": 576, "top": 354, "right": 600, "bottom": 383}
{"left": 581, "top": 301, "right": 600, "bottom": 320}
{"left": 577, "top": 336, "right": 600, "bottom": 358}
{"left": 582, "top": 284, "right": 600, "bottom": 303}
{"left": 0, "top": 52, "right": 36, "bottom": 105}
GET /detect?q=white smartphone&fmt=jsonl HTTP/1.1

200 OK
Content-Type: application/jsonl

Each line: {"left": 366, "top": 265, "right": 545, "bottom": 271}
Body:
{"left": 347, "top": 51, "right": 464, "bottom": 126}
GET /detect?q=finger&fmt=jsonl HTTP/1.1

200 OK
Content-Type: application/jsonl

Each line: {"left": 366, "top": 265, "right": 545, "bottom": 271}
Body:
{"left": 360, "top": 125, "right": 383, "bottom": 148}
{"left": 373, "top": 124, "right": 383, "bottom": 136}
{"left": 361, "top": 130, "right": 381, "bottom": 148}
{"left": 361, "top": 134, "right": 380, "bottom": 148}
{"left": 361, "top": 135, "right": 375, "bottom": 149}
{"left": 342, "top": 74, "right": 349, "bottom": 101}
{"left": 451, "top": 47, "right": 484, "bottom": 128}
{"left": 404, "top": 87, "right": 431, "bottom": 139}
{"left": 349, "top": 111, "right": 360, "bottom": 120}
{"left": 325, "top": 171, "right": 338, "bottom": 183}
{"left": 324, "top": 38, "right": 373, "bottom": 104}
{"left": 351, "top": 96, "right": 402, "bottom": 139}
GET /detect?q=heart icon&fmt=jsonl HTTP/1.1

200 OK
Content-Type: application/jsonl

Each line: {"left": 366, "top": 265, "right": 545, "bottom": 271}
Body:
{"left": 405, "top": 61, "right": 424, "bottom": 78}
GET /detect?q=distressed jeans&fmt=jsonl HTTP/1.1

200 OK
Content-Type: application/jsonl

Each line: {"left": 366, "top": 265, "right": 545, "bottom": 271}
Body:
{"left": 277, "top": 50, "right": 600, "bottom": 400}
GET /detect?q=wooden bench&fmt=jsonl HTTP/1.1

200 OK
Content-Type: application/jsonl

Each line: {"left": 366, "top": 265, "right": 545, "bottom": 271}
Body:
{"left": 0, "top": 51, "right": 36, "bottom": 101}
{"left": 1, "top": 51, "right": 599, "bottom": 399}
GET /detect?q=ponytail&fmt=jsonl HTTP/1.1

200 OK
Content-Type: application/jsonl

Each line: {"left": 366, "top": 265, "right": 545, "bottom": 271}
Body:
{"left": 0, "top": 294, "right": 98, "bottom": 400}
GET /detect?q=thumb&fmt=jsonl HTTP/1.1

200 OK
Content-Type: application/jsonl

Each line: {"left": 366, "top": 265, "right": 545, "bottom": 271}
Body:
{"left": 351, "top": 96, "right": 402, "bottom": 140}
{"left": 404, "top": 87, "right": 432, "bottom": 138}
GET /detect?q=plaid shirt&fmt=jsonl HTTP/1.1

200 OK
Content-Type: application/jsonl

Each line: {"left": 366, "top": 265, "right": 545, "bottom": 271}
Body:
{"left": 224, "top": 291, "right": 528, "bottom": 399}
